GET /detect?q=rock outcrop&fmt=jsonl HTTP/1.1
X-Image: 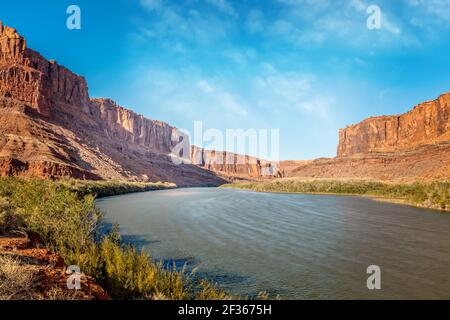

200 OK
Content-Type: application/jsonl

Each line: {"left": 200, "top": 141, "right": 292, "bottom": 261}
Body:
{"left": 337, "top": 93, "right": 450, "bottom": 157}
{"left": 0, "top": 22, "right": 225, "bottom": 186}
{"left": 89, "top": 98, "right": 186, "bottom": 155}
{"left": 0, "top": 22, "right": 89, "bottom": 117}
{"left": 191, "top": 146, "right": 282, "bottom": 179}
{"left": 288, "top": 93, "right": 450, "bottom": 181}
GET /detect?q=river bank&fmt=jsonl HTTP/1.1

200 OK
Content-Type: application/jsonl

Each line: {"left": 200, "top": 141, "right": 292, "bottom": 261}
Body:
{"left": 0, "top": 177, "right": 232, "bottom": 300}
{"left": 222, "top": 178, "right": 450, "bottom": 212}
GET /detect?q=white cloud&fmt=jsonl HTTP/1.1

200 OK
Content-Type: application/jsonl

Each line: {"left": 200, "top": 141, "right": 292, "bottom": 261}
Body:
{"left": 267, "top": 0, "right": 418, "bottom": 48}
{"left": 140, "top": 0, "right": 163, "bottom": 12}
{"left": 136, "top": 0, "right": 231, "bottom": 45}
{"left": 245, "top": 9, "right": 265, "bottom": 33}
{"left": 128, "top": 68, "right": 249, "bottom": 122}
{"left": 198, "top": 80, "right": 214, "bottom": 93}
{"left": 136, "top": 0, "right": 450, "bottom": 52}
{"left": 253, "top": 67, "right": 332, "bottom": 118}
{"left": 406, "top": 0, "right": 450, "bottom": 34}
{"left": 204, "top": 0, "right": 238, "bottom": 18}
{"left": 298, "top": 96, "right": 333, "bottom": 118}
{"left": 222, "top": 47, "right": 258, "bottom": 65}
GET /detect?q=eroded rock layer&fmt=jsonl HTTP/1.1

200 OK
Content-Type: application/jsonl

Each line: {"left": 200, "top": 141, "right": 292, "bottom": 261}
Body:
{"left": 337, "top": 93, "right": 450, "bottom": 157}
{"left": 287, "top": 94, "right": 450, "bottom": 182}
{"left": 0, "top": 22, "right": 89, "bottom": 117}
{"left": 0, "top": 22, "right": 225, "bottom": 186}
{"left": 191, "top": 145, "right": 282, "bottom": 179}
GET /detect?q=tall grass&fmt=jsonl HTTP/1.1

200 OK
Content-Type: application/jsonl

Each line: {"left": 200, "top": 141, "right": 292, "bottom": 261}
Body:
{"left": 0, "top": 177, "right": 232, "bottom": 300}
{"left": 223, "top": 179, "right": 450, "bottom": 211}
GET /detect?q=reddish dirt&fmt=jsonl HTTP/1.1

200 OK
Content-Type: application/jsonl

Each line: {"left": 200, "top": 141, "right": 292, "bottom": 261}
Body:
{"left": 0, "top": 233, "right": 110, "bottom": 300}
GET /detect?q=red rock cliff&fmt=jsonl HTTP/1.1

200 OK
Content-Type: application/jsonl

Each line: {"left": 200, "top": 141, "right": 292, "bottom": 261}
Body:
{"left": 286, "top": 92, "right": 450, "bottom": 181}
{"left": 338, "top": 93, "right": 450, "bottom": 157}
{"left": 191, "top": 145, "right": 282, "bottom": 178}
{"left": 0, "top": 22, "right": 225, "bottom": 186}
{"left": 0, "top": 21, "right": 89, "bottom": 117}
{"left": 89, "top": 98, "right": 187, "bottom": 155}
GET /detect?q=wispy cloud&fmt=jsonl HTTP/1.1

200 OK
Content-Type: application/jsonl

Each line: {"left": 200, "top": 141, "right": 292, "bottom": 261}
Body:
{"left": 205, "top": 0, "right": 238, "bottom": 18}
{"left": 222, "top": 47, "right": 258, "bottom": 65}
{"left": 126, "top": 67, "right": 249, "bottom": 123}
{"left": 140, "top": 0, "right": 163, "bottom": 12}
{"left": 245, "top": 9, "right": 265, "bottom": 33}
{"left": 126, "top": 0, "right": 450, "bottom": 160}
{"left": 272, "top": 0, "right": 409, "bottom": 48}
{"left": 253, "top": 67, "right": 332, "bottom": 118}
{"left": 136, "top": 0, "right": 232, "bottom": 45}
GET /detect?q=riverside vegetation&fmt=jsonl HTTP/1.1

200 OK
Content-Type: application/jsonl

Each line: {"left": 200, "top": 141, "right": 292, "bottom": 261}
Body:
{"left": 0, "top": 177, "right": 232, "bottom": 300}
{"left": 223, "top": 179, "right": 450, "bottom": 212}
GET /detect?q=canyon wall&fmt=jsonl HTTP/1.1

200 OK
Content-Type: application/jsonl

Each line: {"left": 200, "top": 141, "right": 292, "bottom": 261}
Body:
{"left": 287, "top": 93, "right": 450, "bottom": 181}
{"left": 3, "top": 21, "right": 448, "bottom": 183}
{"left": 191, "top": 146, "right": 282, "bottom": 179}
{"left": 0, "top": 21, "right": 225, "bottom": 185}
{"left": 0, "top": 22, "right": 89, "bottom": 117}
{"left": 337, "top": 93, "right": 450, "bottom": 157}
{"left": 89, "top": 98, "right": 187, "bottom": 156}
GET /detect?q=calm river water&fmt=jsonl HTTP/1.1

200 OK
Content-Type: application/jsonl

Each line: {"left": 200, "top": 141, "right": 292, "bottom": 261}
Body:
{"left": 96, "top": 188, "right": 450, "bottom": 299}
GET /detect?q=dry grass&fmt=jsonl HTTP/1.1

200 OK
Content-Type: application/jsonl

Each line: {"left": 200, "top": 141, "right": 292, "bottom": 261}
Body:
{"left": 0, "top": 254, "right": 35, "bottom": 300}
{"left": 44, "top": 286, "right": 80, "bottom": 300}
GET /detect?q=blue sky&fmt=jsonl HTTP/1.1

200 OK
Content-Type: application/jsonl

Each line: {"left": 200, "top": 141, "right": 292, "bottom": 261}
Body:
{"left": 2, "top": 0, "right": 450, "bottom": 160}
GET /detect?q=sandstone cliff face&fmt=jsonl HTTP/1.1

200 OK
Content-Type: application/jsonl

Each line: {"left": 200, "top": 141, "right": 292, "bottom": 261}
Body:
{"left": 287, "top": 93, "right": 450, "bottom": 181}
{"left": 338, "top": 93, "right": 450, "bottom": 157}
{"left": 0, "top": 22, "right": 89, "bottom": 118}
{"left": 191, "top": 145, "right": 282, "bottom": 179}
{"left": 0, "top": 22, "right": 225, "bottom": 186}
{"left": 89, "top": 99, "right": 187, "bottom": 155}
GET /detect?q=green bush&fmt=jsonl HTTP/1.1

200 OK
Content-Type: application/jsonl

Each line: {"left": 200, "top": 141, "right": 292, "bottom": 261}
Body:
{"left": 0, "top": 197, "right": 17, "bottom": 233}
{"left": 8, "top": 179, "right": 102, "bottom": 254}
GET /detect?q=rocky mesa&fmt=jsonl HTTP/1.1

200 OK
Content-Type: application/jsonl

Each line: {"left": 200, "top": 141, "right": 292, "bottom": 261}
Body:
{"left": 288, "top": 93, "right": 450, "bottom": 181}
{"left": 337, "top": 93, "right": 450, "bottom": 156}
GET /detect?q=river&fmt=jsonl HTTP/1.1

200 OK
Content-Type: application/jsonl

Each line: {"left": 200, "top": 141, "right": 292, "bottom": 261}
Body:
{"left": 96, "top": 187, "right": 450, "bottom": 299}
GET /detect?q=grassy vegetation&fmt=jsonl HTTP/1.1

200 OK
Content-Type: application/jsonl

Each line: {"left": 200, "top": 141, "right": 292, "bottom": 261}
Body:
{"left": 0, "top": 177, "right": 232, "bottom": 300}
{"left": 223, "top": 179, "right": 450, "bottom": 212}
{"left": 59, "top": 178, "right": 177, "bottom": 198}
